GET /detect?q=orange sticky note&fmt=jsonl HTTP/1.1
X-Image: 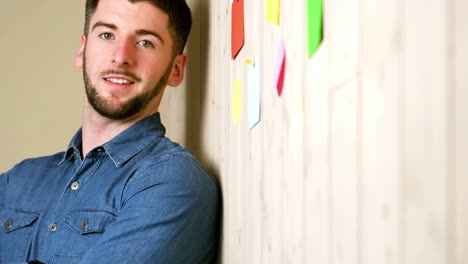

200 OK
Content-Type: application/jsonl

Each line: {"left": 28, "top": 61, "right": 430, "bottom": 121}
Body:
{"left": 231, "top": 0, "right": 245, "bottom": 59}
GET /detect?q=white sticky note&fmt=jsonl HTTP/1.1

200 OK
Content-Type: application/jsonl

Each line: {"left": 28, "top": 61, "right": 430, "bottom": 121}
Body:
{"left": 248, "top": 57, "right": 261, "bottom": 129}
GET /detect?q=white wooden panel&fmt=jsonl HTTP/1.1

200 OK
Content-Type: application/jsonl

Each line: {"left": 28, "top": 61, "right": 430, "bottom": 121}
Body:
{"left": 196, "top": 0, "right": 223, "bottom": 173}
{"left": 211, "top": 1, "right": 232, "bottom": 263}
{"left": 243, "top": 0, "right": 264, "bottom": 263}
{"left": 360, "top": 0, "right": 403, "bottom": 263}
{"left": 330, "top": 80, "right": 359, "bottom": 264}
{"left": 361, "top": 55, "right": 402, "bottom": 264}
{"left": 328, "top": 3, "right": 361, "bottom": 260}
{"left": 280, "top": 1, "right": 308, "bottom": 263}
{"left": 327, "top": 0, "right": 360, "bottom": 88}
{"left": 361, "top": 0, "right": 402, "bottom": 67}
{"left": 456, "top": 0, "right": 468, "bottom": 262}
{"left": 402, "top": 0, "right": 449, "bottom": 263}
{"left": 304, "top": 43, "right": 329, "bottom": 264}
{"left": 260, "top": 13, "right": 285, "bottom": 264}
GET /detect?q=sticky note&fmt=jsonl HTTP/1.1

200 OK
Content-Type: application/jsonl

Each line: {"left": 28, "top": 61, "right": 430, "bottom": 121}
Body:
{"left": 244, "top": 58, "right": 255, "bottom": 66}
{"left": 248, "top": 57, "right": 261, "bottom": 129}
{"left": 265, "top": 0, "right": 280, "bottom": 25}
{"left": 232, "top": 79, "right": 242, "bottom": 125}
{"left": 273, "top": 41, "right": 286, "bottom": 97}
{"left": 231, "top": 0, "right": 245, "bottom": 59}
{"left": 307, "top": 0, "right": 323, "bottom": 58}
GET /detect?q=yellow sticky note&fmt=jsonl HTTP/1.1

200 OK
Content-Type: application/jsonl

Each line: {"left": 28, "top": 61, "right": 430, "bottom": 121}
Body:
{"left": 244, "top": 58, "right": 255, "bottom": 66}
{"left": 232, "top": 79, "right": 242, "bottom": 125}
{"left": 265, "top": 0, "right": 280, "bottom": 25}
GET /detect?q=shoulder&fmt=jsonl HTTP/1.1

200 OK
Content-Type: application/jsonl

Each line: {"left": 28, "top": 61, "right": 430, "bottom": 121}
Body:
{"left": 125, "top": 138, "right": 218, "bottom": 202}
{"left": 135, "top": 137, "right": 214, "bottom": 183}
{"left": 0, "top": 152, "right": 66, "bottom": 197}
{"left": 4, "top": 151, "right": 65, "bottom": 174}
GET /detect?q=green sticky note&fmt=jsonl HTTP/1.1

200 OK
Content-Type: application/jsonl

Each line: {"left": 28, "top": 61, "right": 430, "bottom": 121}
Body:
{"left": 307, "top": 0, "right": 323, "bottom": 58}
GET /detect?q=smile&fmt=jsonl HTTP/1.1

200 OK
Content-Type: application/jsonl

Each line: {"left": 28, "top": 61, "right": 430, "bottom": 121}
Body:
{"left": 105, "top": 78, "right": 135, "bottom": 84}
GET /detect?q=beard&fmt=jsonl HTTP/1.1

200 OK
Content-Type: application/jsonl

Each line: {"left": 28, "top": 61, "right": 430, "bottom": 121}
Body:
{"left": 82, "top": 56, "right": 172, "bottom": 120}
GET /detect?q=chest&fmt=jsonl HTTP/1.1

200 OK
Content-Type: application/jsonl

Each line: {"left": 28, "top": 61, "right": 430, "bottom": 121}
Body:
{"left": 0, "top": 157, "right": 135, "bottom": 263}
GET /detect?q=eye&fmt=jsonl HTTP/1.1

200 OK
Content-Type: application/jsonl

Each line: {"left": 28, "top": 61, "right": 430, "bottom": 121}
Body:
{"left": 137, "top": 40, "right": 154, "bottom": 48}
{"left": 99, "top": 32, "right": 114, "bottom": 40}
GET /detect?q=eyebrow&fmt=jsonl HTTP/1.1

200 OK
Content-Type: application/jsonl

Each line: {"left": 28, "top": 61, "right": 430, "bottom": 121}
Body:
{"left": 91, "top": 21, "right": 116, "bottom": 31}
{"left": 91, "top": 21, "right": 165, "bottom": 46}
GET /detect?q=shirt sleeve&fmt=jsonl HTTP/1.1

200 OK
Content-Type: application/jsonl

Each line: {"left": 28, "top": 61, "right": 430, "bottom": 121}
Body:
{"left": 78, "top": 155, "right": 220, "bottom": 264}
{"left": 0, "top": 172, "right": 7, "bottom": 212}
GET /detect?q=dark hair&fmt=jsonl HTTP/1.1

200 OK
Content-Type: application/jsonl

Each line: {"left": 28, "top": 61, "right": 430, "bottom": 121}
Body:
{"left": 84, "top": 0, "right": 192, "bottom": 55}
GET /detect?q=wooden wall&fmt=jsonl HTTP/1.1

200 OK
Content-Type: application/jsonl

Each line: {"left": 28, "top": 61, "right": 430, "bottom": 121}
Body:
{"left": 0, "top": 0, "right": 466, "bottom": 263}
{"left": 159, "top": 0, "right": 468, "bottom": 263}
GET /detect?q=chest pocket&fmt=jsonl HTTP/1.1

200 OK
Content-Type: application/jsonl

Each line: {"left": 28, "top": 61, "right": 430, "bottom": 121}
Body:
{"left": 47, "top": 210, "right": 118, "bottom": 264}
{"left": 62, "top": 209, "right": 117, "bottom": 235}
{"left": 0, "top": 209, "right": 40, "bottom": 259}
{"left": 53, "top": 209, "right": 117, "bottom": 263}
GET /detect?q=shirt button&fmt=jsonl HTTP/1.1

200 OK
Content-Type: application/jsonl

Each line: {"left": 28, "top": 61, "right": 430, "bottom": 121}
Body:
{"left": 4, "top": 220, "right": 13, "bottom": 230}
{"left": 81, "top": 220, "right": 89, "bottom": 229}
{"left": 49, "top": 223, "right": 57, "bottom": 232}
{"left": 71, "top": 182, "right": 80, "bottom": 191}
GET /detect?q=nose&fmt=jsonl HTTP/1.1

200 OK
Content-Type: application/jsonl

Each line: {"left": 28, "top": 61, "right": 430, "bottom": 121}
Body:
{"left": 112, "top": 39, "right": 134, "bottom": 67}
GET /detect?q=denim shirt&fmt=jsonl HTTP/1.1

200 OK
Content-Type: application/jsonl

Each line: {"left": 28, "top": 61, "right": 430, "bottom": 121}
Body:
{"left": 0, "top": 113, "right": 219, "bottom": 264}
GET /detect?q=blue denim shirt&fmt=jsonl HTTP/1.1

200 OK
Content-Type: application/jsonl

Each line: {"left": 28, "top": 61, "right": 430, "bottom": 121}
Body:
{"left": 0, "top": 113, "right": 219, "bottom": 264}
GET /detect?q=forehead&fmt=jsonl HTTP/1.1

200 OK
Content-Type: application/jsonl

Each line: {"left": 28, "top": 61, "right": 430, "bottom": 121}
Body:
{"left": 90, "top": 0, "right": 172, "bottom": 41}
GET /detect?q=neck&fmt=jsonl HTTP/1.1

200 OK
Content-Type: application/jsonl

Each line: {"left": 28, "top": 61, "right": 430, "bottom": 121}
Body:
{"left": 80, "top": 100, "right": 159, "bottom": 159}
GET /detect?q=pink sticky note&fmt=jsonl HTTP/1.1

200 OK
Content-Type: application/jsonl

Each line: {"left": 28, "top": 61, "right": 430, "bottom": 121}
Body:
{"left": 273, "top": 41, "right": 286, "bottom": 96}
{"left": 231, "top": 0, "right": 245, "bottom": 60}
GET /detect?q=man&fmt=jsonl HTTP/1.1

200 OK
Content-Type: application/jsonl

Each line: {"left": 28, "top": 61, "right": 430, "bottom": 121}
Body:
{"left": 0, "top": 0, "right": 219, "bottom": 263}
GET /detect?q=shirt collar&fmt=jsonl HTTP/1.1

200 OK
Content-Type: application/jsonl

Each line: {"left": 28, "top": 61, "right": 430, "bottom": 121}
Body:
{"left": 60, "top": 113, "right": 166, "bottom": 167}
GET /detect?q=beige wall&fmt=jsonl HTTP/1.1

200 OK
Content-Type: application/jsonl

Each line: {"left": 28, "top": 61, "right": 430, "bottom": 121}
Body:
{"left": 2, "top": 0, "right": 467, "bottom": 263}
{"left": 0, "top": 0, "right": 84, "bottom": 172}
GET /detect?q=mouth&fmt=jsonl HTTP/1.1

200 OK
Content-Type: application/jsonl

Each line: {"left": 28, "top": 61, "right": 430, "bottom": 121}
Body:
{"left": 104, "top": 77, "right": 136, "bottom": 85}
{"left": 101, "top": 70, "right": 141, "bottom": 87}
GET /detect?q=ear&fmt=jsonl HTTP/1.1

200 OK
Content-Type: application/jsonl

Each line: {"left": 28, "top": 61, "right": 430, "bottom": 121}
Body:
{"left": 74, "top": 35, "right": 86, "bottom": 69}
{"left": 166, "top": 54, "right": 188, "bottom": 87}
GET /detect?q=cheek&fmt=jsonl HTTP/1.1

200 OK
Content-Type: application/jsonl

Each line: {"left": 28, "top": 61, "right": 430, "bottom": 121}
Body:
{"left": 139, "top": 51, "right": 172, "bottom": 75}
{"left": 84, "top": 50, "right": 107, "bottom": 76}
{"left": 141, "top": 64, "right": 166, "bottom": 81}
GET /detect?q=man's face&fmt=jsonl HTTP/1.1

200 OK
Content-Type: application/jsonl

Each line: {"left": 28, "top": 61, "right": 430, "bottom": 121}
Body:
{"left": 75, "top": 0, "right": 186, "bottom": 120}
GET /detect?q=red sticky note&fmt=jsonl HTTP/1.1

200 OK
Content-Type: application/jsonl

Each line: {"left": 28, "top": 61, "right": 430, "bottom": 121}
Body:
{"left": 274, "top": 41, "right": 286, "bottom": 96}
{"left": 231, "top": 0, "right": 245, "bottom": 60}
